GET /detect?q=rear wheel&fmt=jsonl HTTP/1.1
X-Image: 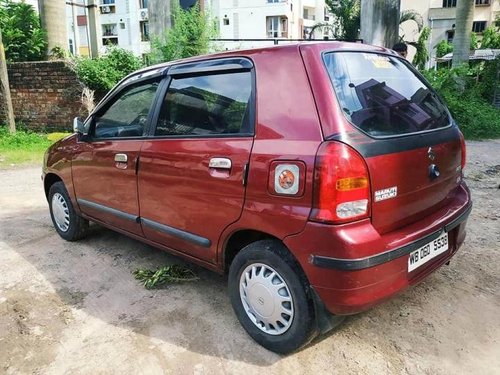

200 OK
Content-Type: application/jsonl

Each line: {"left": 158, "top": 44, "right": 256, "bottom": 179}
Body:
{"left": 48, "top": 182, "right": 88, "bottom": 241}
{"left": 228, "top": 240, "right": 316, "bottom": 354}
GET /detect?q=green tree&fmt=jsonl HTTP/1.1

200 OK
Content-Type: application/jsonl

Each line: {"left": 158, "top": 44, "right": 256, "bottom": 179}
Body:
{"left": 325, "top": 0, "right": 361, "bottom": 40}
{"left": 0, "top": 0, "right": 47, "bottom": 62}
{"left": 480, "top": 26, "right": 500, "bottom": 49}
{"left": 412, "top": 26, "right": 430, "bottom": 70}
{"left": 151, "top": 3, "right": 216, "bottom": 62}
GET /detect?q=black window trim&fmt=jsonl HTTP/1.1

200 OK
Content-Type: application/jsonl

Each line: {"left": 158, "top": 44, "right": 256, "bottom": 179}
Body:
{"left": 143, "top": 57, "right": 257, "bottom": 139}
{"left": 85, "top": 75, "right": 165, "bottom": 142}
{"left": 321, "top": 49, "right": 453, "bottom": 141}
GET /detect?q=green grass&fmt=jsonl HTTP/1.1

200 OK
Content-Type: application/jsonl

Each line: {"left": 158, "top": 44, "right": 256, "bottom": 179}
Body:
{"left": 0, "top": 127, "right": 71, "bottom": 168}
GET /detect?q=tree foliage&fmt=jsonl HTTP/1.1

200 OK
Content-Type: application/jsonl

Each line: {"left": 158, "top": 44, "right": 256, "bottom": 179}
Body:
{"left": 412, "top": 26, "right": 430, "bottom": 70}
{"left": 73, "top": 48, "right": 143, "bottom": 92}
{"left": 480, "top": 26, "right": 500, "bottom": 49}
{"left": 0, "top": 0, "right": 47, "bottom": 62}
{"left": 325, "top": 0, "right": 361, "bottom": 40}
{"left": 436, "top": 39, "right": 454, "bottom": 58}
{"left": 150, "top": 3, "right": 216, "bottom": 62}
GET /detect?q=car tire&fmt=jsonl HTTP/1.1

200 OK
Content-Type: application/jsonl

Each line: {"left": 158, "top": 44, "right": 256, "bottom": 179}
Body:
{"left": 48, "top": 181, "right": 88, "bottom": 241}
{"left": 228, "top": 239, "right": 316, "bottom": 354}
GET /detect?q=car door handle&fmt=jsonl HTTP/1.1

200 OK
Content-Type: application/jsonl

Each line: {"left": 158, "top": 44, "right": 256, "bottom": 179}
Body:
{"left": 114, "top": 153, "right": 128, "bottom": 163}
{"left": 209, "top": 157, "right": 232, "bottom": 170}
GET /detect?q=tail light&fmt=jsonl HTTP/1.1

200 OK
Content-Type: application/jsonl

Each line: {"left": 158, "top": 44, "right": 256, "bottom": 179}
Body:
{"left": 310, "top": 141, "right": 371, "bottom": 224}
{"left": 459, "top": 131, "right": 466, "bottom": 170}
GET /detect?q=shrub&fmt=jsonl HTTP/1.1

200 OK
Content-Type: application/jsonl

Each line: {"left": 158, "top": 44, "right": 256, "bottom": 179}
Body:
{"left": 421, "top": 61, "right": 500, "bottom": 139}
{"left": 74, "top": 48, "right": 143, "bottom": 92}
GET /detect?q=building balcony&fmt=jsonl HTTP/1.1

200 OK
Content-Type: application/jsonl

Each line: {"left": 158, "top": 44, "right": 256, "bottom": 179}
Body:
{"left": 429, "top": 7, "right": 456, "bottom": 20}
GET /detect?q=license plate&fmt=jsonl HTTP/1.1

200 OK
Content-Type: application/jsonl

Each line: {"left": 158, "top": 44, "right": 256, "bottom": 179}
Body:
{"left": 408, "top": 232, "right": 449, "bottom": 272}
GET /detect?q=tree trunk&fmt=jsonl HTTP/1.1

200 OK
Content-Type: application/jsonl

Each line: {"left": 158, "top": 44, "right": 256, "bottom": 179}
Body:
{"left": 452, "top": 0, "right": 474, "bottom": 67}
{"left": 360, "top": 0, "right": 400, "bottom": 48}
{"left": 39, "top": 0, "right": 68, "bottom": 55}
{"left": 0, "top": 28, "right": 16, "bottom": 134}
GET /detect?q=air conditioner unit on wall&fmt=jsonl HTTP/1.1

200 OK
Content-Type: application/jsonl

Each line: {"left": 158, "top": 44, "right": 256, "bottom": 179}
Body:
{"left": 102, "top": 6, "right": 111, "bottom": 13}
{"left": 140, "top": 9, "right": 148, "bottom": 20}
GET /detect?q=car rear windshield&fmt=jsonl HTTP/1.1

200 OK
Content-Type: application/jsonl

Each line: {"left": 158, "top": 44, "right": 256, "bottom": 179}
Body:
{"left": 323, "top": 52, "right": 451, "bottom": 137}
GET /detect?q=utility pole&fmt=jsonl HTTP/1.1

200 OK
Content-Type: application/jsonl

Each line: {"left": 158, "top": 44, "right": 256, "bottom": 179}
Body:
{"left": 0, "top": 27, "right": 15, "bottom": 134}
{"left": 87, "top": 0, "right": 101, "bottom": 58}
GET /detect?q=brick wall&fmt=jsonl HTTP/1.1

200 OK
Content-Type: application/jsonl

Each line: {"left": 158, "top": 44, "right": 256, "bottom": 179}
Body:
{"left": 0, "top": 61, "right": 87, "bottom": 132}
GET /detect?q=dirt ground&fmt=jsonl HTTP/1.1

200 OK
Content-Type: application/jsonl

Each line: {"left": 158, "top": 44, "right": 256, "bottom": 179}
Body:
{"left": 0, "top": 140, "right": 499, "bottom": 375}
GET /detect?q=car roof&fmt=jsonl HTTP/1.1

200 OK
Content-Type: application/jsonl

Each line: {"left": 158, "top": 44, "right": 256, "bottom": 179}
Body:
{"left": 128, "top": 41, "right": 397, "bottom": 78}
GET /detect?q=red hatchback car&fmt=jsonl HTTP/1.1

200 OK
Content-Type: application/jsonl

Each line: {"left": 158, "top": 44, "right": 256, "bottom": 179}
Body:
{"left": 43, "top": 42, "right": 472, "bottom": 353}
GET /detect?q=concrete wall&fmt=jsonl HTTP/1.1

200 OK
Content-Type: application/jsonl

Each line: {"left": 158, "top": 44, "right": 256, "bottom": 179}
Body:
{"left": 0, "top": 62, "right": 86, "bottom": 131}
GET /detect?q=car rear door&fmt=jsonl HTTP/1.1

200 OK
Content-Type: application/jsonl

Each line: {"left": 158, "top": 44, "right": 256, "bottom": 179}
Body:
{"left": 72, "top": 77, "right": 161, "bottom": 235}
{"left": 305, "top": 47, "right": 464, "bottom": 234}
{"left": 137, "top": 58, "right": 255, "bottom": 263}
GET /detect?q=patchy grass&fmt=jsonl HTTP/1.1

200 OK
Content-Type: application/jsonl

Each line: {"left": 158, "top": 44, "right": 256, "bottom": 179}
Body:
{"left": 133, "top": 265, "right": 198, "bottom": 289}
{"left": 0, "top": 128, "right": 71, "bottom": 168}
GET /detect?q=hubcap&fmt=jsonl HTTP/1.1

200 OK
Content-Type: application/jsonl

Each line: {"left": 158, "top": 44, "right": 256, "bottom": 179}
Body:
{"left": 239, "top": 263, "right": 294, "bottom": 335}
{"left": 51, "top": 193, "right": 70, "bottom": 232}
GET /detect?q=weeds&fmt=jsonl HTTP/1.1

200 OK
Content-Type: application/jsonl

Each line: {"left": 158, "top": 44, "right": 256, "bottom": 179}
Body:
{"left": 133, "top": 265, "right": 198, "bottom": 289}
{"left": 0, "top": 127, "right": 71, "bottom": 167}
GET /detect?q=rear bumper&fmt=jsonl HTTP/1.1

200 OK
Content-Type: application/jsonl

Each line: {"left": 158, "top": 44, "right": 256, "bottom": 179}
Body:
{"left": 284, "top": 182, "right": 472, "bottom": 315}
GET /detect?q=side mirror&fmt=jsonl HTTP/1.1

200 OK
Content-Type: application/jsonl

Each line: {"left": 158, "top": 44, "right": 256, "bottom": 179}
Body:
{"left": 73, "top": 117, "right": 86, "bottom": 134}
{"left": 73, "top": 117, "right": 87, "bottom": 134}
{"left": 73, "top": 117, "right": 90, "bottom": 141}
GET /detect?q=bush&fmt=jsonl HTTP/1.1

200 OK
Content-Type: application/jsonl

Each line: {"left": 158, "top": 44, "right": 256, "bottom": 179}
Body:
{"left": 422, "top": 61, "right": 500, "bottom": 139}
{"left": 74, "top": 48, "right": 143, "bottom": 92}
{"left": 0, "top": 0, "right": 47, "bottom": 62}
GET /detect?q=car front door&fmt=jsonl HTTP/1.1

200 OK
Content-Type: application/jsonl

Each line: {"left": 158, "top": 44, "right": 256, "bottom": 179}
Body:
{"left": 72, "top": 78, "right": 161, "bottom": 236}
{"left": 138, "top": 59, "right": 255, "bottom": 263}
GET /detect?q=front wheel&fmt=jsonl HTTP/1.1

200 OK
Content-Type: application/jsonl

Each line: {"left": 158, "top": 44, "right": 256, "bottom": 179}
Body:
{"left": 228, "top": 240, "right": 316, "bottom": 354}
{"left": 48, "top": 181, "right": 88, "bottom": 241}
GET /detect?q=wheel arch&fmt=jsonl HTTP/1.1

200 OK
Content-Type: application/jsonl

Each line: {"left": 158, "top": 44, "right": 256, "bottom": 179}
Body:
{"left": 44, "top": 173, "right": 63, "bottom": 200}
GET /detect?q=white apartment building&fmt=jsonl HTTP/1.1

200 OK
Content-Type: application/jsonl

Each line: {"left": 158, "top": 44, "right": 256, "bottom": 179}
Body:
{"left": 208, "top": 0, "right": 333, "bottom": 50}
{"left": 401, "top": 0, "right": 500, "bottom": 65}
{"left": 66, "top": 0, "right": 151, "bottom": 57}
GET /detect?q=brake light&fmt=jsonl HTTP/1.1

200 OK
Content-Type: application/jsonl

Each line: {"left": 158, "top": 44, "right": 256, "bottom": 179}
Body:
{"left": 459, "top": 131, "right": 466, "bottom": 170}
{"left": 310, "top": 142, "right": 371, "bottom": 224}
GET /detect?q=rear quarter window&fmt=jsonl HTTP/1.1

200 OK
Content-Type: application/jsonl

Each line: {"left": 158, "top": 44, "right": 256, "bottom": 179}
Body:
{"left": 323, "top": 52, "right": 451, "bottom": 137}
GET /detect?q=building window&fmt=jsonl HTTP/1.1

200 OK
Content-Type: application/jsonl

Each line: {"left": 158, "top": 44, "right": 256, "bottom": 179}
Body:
{"left": 140, "top": 21, "right": 149, "bottom": 41}
{"left": 303, "top": 8, "right": 315, "bottom": 21}
{"left": 267, "top": 16, "right": 288, "bottom": 38}
{"left": 475, "top": 0, "right": 490, "bottom": 5}
{"left": 102, "top": 24, "right": 117, "bottom": 37}
{"left": 442, "top": 0, "right": 456, "bottom": 7}
{"left": 446, "top": 30, "right": 454, "bottom": 43}
{"left": 267, "top": 0, "right": 280, "bottom": 3}
{"left": 139, "top": 0, "right": 148, "bottom": 8}
{"left": 472, "top": 21, "right": 487, "bottom": 33}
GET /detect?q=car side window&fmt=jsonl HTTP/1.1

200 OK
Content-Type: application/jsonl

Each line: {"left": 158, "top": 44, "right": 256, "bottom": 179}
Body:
{"left": 155, "top": 71, "right": 252, "bottom": 136}
{"left": 93, "top": 81, "right": 159, "bottom": 139}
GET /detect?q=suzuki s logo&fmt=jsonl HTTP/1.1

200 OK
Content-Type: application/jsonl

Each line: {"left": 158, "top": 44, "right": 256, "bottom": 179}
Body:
{"left": 428, "top": 147, "right": 436, "bottom": 161}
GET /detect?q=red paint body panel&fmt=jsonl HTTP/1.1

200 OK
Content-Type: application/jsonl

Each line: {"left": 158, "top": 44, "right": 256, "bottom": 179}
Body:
{"left": 43, "top": 42, "right": 472, "bottom": 318}
{"left": 138, "top": 137, "right": 253, "bottom": 263}
{"left": 72, "top": 139, "right": 143, "bottom": 235}
{"left": 284, "top": 183, "right": 470, "bottom": 314}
